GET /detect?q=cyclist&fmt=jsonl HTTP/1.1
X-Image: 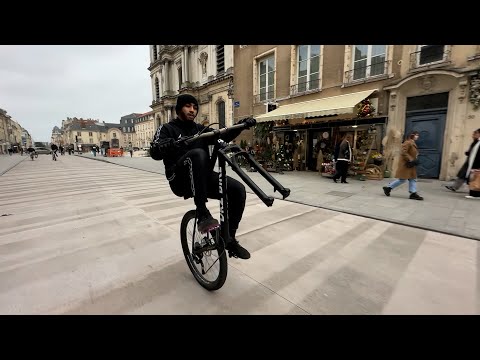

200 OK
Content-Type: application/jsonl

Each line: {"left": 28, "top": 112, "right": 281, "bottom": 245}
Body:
{"left": 27, "top": 146, "right": 36, "bottom": 159}
{"left": 151, "top": 94, "right": 256, "bottom": 259}
{"left": 51, "top": 143, "right": 58, "bottom": 160}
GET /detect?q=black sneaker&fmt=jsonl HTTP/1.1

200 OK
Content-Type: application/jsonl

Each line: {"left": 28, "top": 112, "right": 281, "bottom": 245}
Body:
{"left": 383, "top": 186, "right": 391, "bottom": 197}
{"left": 409, "top": 192, "right": 424, "bottom": 201}
{"left": 197, "top": 210, "right": 219, "bottom": 234}
{"left": 226, "top": 240, "right": 251, "bottom": 260}
{"left": 444, "top": 185, "right": 456, "bottom": 192}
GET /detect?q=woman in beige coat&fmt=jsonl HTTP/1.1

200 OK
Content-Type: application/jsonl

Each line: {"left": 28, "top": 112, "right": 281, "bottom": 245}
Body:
{"left": 382, "top": 131, "right": 424, "bottom": 200}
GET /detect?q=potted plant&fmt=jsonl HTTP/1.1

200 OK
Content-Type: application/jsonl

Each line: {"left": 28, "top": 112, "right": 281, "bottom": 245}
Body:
{"left": 371, "top": 152, "right": 383, "bottom": 166}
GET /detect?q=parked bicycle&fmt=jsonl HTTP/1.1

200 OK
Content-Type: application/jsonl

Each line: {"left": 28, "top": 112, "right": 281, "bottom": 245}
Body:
{"left": 177, "top": 122, "right": 290, "bottom": 291}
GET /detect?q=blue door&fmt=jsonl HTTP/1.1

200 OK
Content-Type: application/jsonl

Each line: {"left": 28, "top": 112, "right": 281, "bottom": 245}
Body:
{"left": 405, "top": 109, "right": 446, "bottom": 178}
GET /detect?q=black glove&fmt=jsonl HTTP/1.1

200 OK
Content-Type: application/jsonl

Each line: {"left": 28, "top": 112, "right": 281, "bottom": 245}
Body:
{"left": 406, "top": 159, "right": 419, "bottom": 168}
{"left": 238, "top": 117, "right": 256, "bottom": 129}
{"left": 157, "top": 138, "right": 176, "bottom": 151}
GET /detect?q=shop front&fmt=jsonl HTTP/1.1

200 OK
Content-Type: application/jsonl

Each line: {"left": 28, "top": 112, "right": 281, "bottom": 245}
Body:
{"left": 255, "top": 89, "right": 389, "bottom": 180}
{"left": 272, "top": 117, "right": 386, "bottom": 175}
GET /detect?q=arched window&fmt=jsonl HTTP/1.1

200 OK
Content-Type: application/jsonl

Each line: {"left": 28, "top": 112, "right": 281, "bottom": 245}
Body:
{"left": 217, "top": 101, "right": 225, "bottom": 128}
{"left": 155, "top": 77, "right": 160, "bottom": 100}
{"left": 216, "top": 45, "right": 225, "bottom": 74}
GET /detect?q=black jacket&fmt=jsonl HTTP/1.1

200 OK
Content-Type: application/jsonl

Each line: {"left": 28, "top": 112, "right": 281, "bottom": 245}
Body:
{"left": 152, "top": 118, "right": 242, "bottom": 180}
{"left": 467, "top": 139, "right": 480, "bottom": 170}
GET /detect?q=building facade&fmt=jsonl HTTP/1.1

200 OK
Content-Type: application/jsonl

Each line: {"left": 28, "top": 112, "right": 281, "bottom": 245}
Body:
{"left": 233, "top": 45, "right": 480, "bottom": 180}
{"left": 51, "top": 126, "right": 63, "bottom": 146}
{"left": 119, "top": 113, "right": 139, "bottom": 149}
{"left": 134, "top": 111, "right": 155, "bottom": 148}
{"left": 0, "top": 108, "right": 33, "bottom": 153}
{"left": 148, "top": 45, "right": 234, "bottom": 130}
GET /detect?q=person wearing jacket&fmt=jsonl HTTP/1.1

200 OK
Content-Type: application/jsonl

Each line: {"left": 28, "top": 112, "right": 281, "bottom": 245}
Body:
{"left": 383, "top": 131, "right": 424, "bottom": 200}
{"left": 150, "top": 94, "right": 256, "bottom": 259}
{"left": 445, "top": 129, "right": 480, "bottom": 192}
{"left": 332, "top": 133, "right": 353, "bottom": 184}
{"left": 465, "top": 128, "right": 480, "bottom": 199}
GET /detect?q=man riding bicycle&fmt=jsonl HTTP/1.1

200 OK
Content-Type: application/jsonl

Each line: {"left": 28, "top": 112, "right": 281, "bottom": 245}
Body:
{"left": 150, "top": 94, "right": 256, "bottom": 260}
{"left": 27, "top": 146, "right": 36, "bottom": 155}
{"left": 51, "top": 143, "right": 58, "bottom": 159}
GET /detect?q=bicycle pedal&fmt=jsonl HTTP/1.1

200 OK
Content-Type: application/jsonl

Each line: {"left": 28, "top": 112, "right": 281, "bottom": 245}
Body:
{"left": 200, "top": 223, "right": 220, "bottom": 234}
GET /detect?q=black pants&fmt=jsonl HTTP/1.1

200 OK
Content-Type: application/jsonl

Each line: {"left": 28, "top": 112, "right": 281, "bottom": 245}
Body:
{"left": 169, "top": 148, "right": 246, "bottom": 237}
{"left": 333, "top": 160, "right": 349, "bottom": 182}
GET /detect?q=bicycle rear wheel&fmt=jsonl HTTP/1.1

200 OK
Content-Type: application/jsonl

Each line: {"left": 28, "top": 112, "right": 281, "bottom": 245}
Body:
{"left": 180, "top": 210, "right": 227, "bottom": 291}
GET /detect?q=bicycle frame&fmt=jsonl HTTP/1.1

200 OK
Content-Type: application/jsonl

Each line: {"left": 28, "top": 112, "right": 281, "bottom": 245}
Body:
{"left": 211, "top": 139, "right": 291, "bottom": 245}
{"left": 182, "top": 123, "right": 291, "bottom": 246}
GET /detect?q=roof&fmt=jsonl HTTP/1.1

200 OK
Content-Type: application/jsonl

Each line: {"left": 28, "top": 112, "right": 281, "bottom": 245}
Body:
{"left": 255, "top": 89, "right": 378, "bottom": 123}
{"left": 104, "top": 122, "right": 122, "bottom": 130}
{"left": 68, "top": 123, "right": 108, "bottom": 132}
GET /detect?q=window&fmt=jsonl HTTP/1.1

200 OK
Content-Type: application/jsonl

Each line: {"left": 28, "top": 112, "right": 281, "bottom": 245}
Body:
{"left": 89, "top": 132, "right": 93, "bottom": 136}
{"left": 123, "top": 127, "right": 126, "bottom": 132}
{"left": 113, "top": 132, "right": 116, "bottom": 138}
{"left": 297, "top": 45, "right": 320, "bottom": 92}
{"left": 77, "top": 132, "right": 81, "bottom": 136}
{"left": 217, "top": 101, "right": 225, "bottom": 128}
{"left": 89, "top": 138, "right": 93, "bottom": 144}
{"left": 155, "top": 77, "right": 160, "bottom": 100}
{"left": 353, "top": 45, "right": 387, "bottom": 80}
{"left": 178, "top": 67, "right": 182, "bottom": 89}
{"left": 418, "top": 45, "right": 445, "bottom": 65}
{"left": 258, "top": 55, "right": 275, "bottom": 101}
{"left": 216, "top": 45, "right": 225, "bottom": 74}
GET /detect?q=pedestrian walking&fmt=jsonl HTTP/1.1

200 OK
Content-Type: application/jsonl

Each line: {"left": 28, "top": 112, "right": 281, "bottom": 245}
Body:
{"left": 383, "top": 130, "right": 424, "bottom": 200}
{"left": 465, "top": 128, "right": 480, "bottom": 199}
{"left": 445, "top": 129, "right": 480, "bottom": 192}
{"left": 332, "top": 133, "right": 352, "bottom": 184}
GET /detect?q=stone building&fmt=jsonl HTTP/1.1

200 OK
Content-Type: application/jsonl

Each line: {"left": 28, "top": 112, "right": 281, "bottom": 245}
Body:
{"left": 233, "top": 45, "right": 480, "bottom": 179}
{"left": 148, "top": 45, "right": 234, "bottom": 130}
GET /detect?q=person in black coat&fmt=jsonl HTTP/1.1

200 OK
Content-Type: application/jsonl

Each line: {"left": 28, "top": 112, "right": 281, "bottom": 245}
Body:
{"left": 465, "top": 128, "right": 480, "bottom": 199}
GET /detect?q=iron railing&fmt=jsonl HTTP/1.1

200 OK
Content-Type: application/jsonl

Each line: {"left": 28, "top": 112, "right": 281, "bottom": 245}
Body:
{"left": 290, "top": 79, "right": 320, "bottom": 95}
{"left": 254, "top": 90, "right": 276, "bottom": 104}
{"left": 344, "top": 60, "right": 390, "bottom": 83}
{"left": 409, "top": 46, "right": 450, "bottom": 69}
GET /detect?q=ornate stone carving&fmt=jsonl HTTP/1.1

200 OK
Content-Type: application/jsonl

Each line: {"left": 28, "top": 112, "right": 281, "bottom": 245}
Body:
{"left": 199, "top": 52, "right": 208, "bottom": 76}
{"left": 458, "top": 80, "right": 468, "bottom": 102}
{"left": 389, "top": 92, "right": 397, "bottom": 111}
{"left": 199, "top": 94, "right": 210, "bottom": 104}
{"left": 417, "top": 75, "right": 436, "bottom": 92}
{"left": 227, "top": 78, "right": 234, "bottom": 99}
{"left": 469, "top": 74, "right": 480, "bottom": 110}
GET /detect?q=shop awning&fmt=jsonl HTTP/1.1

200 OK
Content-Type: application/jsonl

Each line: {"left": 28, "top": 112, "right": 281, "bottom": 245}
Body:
{"left": 255, "top": 89, "right": 378, "bottom": 123}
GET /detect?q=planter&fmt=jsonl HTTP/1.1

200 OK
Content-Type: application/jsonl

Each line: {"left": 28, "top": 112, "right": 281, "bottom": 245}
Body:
{"left": 373, "top": 158, "right": 383, "bottom": 166}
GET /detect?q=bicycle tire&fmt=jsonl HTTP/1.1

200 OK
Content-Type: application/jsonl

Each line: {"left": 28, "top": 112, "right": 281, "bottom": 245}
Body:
{"left": 180, "top": 210, "right": 227, "bottom": 291}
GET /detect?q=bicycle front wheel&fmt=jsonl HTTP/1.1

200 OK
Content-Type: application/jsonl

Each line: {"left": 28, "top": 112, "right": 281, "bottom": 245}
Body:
{"left": 180, "top": 210, "right": 227, "bottom": 291}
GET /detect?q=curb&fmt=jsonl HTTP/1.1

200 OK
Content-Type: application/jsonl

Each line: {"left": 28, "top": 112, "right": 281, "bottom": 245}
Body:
{"left": 0, "top": 156, "right": 27, "bottom": 176}
{"left": 76, "top": 154, "right": 479, "bottom": 242}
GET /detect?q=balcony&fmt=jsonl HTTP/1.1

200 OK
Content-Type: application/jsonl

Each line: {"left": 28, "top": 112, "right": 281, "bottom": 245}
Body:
{"left": 344, "top": 60, "right": 391, "bottom": 85}
{"left": 409, "top": 46, "right": 451, "bottom": 70}
{"left": 290, "top": 79, "right": 320, "bottom": 96}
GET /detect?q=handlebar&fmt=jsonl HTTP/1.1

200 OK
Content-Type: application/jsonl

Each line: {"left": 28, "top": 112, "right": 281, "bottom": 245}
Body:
{"left": 177, "top": 123, "right": 249, "bottom": 145}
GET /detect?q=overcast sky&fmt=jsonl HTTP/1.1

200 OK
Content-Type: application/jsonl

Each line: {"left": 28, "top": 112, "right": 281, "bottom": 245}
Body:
{"left": 0, "top": 45, "right": 151, "bottom": 142}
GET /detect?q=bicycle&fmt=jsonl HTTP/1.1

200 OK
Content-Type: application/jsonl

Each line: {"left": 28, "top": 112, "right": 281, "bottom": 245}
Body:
{"left": 176, "top": 122, "right": 291, "bottom": 291}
